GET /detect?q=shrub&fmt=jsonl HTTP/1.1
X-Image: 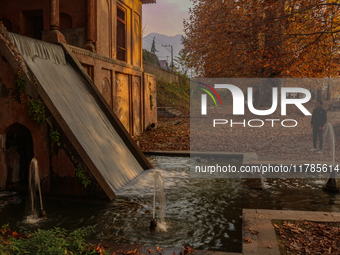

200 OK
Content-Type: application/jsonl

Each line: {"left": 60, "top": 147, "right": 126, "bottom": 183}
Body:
{"left": 0, "top": 225, "right": 104, "bottom": 255}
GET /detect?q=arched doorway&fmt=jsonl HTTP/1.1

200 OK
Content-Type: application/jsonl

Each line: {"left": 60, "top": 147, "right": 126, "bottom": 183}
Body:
{"left": 5, "top": 123, "right": 34, "bottom": 189}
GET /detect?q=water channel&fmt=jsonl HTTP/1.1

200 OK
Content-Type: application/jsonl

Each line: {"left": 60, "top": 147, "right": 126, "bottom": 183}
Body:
{"left": 0, "top": 156, "right": 339, "bottom": 253}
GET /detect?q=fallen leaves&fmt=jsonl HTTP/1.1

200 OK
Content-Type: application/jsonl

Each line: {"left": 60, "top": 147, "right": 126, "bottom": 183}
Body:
{"left": 273, "top": 220, "right": 340, "bottom": 254}
{"left": 244, "top": 238, "right": 252, "bottom": 243}
{"left": 127, "top": 249, "right": 138, "bottom": 254}
{"left": 113, "top": 249, "right": 144, "bottom": 255}
{"left": 140, "top": 104, "right": 340, "bottom": 163}
{"left": 147, "top": 246, "right": 194, "bottom": 255}
{"left": 95, "top": 243, "right": 106, "bottom": 255}
{"left": 11, "top": 231, "right": 21, "bottom": 239}
{"left": 136, "top": 117, "right": 190, "bottom": 152}
{"left": 0, "top": 227, "right": 25, "bottom": 241}
{"left": 244, "top": 228, "right": 259, "bottom": 244}
{"left": 183, "top": 246, "right": 195, "bottom": 253}
{"left": 148, "top": 247, "right": 163, "bottom": 254}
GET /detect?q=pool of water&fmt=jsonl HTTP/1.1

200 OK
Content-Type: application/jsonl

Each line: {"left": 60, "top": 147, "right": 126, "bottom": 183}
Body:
{"left": 1, "top": 156, "right": 340, "bottom": 253}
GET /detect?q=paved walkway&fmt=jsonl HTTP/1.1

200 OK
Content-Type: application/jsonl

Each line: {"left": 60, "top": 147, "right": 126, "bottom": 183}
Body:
{"left": 143, "top": 151, "right": 257, "bottom": 163}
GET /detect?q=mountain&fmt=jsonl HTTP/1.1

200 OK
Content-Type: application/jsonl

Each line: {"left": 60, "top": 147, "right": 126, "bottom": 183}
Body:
{"left": 142, "top": 33, "right": 183, "bottom": 64}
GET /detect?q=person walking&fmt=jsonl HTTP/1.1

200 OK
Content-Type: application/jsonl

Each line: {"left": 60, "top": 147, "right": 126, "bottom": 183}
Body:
{"left": 310, "top": 100, "right": 327, "bottom": 153}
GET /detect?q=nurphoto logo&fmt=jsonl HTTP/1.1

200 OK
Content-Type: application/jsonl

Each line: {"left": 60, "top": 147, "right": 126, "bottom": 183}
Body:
{"left": 196, "top": 81, "right": 312, "bottom": 128}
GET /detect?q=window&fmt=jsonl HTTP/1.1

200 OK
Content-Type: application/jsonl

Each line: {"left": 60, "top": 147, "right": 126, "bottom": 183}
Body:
{"left": 21, "top": 9, "right": 43, "bottom": 39}
{"left": 117, "top": 6, "right": 126, "bottom": 62}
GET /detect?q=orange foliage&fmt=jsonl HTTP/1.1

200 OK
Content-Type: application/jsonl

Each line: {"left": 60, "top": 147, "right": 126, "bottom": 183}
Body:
{"left": 184, "top": 0, "right": 340, "bottom": 80}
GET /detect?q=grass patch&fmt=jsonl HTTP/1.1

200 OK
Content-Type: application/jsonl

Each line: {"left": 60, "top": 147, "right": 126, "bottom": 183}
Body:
{"left": 156, "top": 78, "right": 190, "bottom": 115}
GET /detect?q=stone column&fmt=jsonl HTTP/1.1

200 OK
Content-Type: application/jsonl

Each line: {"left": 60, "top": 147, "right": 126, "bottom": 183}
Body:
{"left": 84, "top": 0, "right": 96, "bottom": 52}
{"left": 43, "top": 0, "right": 67, "bottom": 43}
{"left": 51, "top": 0, "right": 60, "bottom": 30}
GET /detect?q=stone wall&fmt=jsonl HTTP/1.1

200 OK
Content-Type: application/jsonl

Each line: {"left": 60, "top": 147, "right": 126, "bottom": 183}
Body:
{"left": 70, "top": 45, "right": 157, "bottom": 136}
{"left": 143, "top": 61, "right": 183, "bottom": 84}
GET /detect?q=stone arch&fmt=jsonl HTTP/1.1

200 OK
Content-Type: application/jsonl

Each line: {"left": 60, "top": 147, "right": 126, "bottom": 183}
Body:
{"left": 59, "top": 12, "right": 72, "bottom": 30}
{"left": 4, "top": 123, "right": 34, "bottom": 189}
{"left": 0, "top": 18, "right": 12, "bottom": 32}
{"left": 70, "top": 34, "right": 78, "bottom": 46}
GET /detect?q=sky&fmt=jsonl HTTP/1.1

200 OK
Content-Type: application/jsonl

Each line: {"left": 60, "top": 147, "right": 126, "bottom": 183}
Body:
{"left": 142, "top": 0, "right": 193, "bottom": 37}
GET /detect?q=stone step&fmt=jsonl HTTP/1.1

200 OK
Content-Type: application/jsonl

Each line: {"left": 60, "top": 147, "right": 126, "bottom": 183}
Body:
{"left": 157, "top": 107, "right": 183, "bottom": 117}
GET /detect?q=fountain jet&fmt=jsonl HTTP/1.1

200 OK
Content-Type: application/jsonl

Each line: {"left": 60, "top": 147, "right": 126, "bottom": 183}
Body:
{"left": 322, "top": 123, "right": 339, "bottom": 193}
{"left": 28, "top": 158, "right": 46, "bottom": 219}
{"left": 150, "top": 170, "right": 166, "bottom": 231}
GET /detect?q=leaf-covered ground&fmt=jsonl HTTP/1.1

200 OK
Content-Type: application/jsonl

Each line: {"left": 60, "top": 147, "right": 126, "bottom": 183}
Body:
{"left": 136, "top": 117, "right": 190, "bottom": 152}
{"left": 137, "top": 101, "right": 340, "bottom": 163}
{"left": 273, "top": 220, "right": 340, "bottom": 254}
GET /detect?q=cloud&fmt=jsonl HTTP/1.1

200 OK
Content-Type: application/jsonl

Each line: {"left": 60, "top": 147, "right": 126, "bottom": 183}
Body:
{"left": 142, "top": 0, "right": 192, "bottom": 36}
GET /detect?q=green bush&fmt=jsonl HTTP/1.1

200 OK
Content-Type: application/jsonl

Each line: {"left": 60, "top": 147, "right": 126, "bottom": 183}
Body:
{"left": 27, "top": 98, "right": 46, "bottom": 124}
{"left": 143, "top": 49, "right": 160, "bottom": 66}
{"left": 14, "top": 69, "right": 46, "bottom": 124}
{"left": 0, "top": 225, "right": 103, "bottom": 255}
{"left": 49, "top": 129, "right": 61, "bottom": 147}
{"left": 75, "top": 168, "right": 92, "bottom": 188}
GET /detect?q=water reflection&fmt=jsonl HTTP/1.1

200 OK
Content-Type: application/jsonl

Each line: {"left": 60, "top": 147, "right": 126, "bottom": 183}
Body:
{"left": 0, "top": 156, "right": 339, "bottom": 253}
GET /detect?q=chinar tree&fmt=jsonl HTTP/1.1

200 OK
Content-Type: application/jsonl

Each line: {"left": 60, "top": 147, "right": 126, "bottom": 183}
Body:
{"left": 184, "top": 0, "right": 340, "bottom": 104}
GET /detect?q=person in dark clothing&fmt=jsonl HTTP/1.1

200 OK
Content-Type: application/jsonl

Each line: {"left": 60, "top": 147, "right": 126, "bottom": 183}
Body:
{"left": 310, "top": 100, "right": 327, "bottom": 153}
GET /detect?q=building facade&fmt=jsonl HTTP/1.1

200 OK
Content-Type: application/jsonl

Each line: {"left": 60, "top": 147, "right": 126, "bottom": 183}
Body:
{"left": 0, "top": 0, "right": 157, "bottom": 136}
{"left": 0, "top": 0, "right": 156, "bottom": 198}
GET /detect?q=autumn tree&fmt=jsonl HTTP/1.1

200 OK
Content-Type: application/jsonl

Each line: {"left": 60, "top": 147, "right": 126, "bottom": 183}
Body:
{"left": 143, "top": 49, "right": 160, "bottom": 66}
{"left": 184, "top": 0, "right": 340, "bottom": 79}
{"left": 175, "top": 48, "right": 191, "bottom": 76}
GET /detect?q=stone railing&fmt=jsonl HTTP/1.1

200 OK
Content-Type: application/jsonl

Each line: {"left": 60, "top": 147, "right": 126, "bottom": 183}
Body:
{"left": 42, "top": 27, "right": 86, "bottom": 48}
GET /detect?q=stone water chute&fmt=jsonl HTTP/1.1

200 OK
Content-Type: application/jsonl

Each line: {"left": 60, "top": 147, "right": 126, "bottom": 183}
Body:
{"left": 7, "top": 32, "right": 152, "bottom": 199}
